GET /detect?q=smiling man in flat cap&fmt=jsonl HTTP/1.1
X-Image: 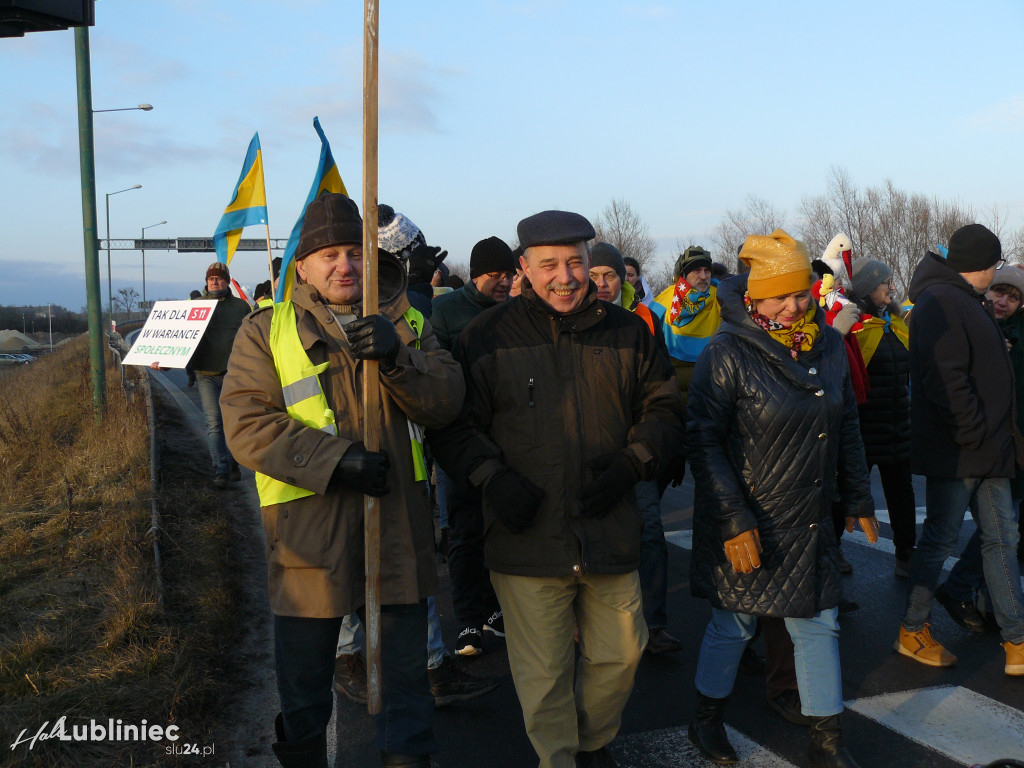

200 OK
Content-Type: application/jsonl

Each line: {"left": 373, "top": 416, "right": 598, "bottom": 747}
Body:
{"left": 429, "top": 210, "right": 685, "bottom": 768}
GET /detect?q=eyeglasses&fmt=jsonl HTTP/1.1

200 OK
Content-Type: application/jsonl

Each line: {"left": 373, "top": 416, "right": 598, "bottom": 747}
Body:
{"left": 486, "top": 272, "right": 516, "bottom": 280}
{"left": 996, "top": 259, "right": 1007, "bottom": 269}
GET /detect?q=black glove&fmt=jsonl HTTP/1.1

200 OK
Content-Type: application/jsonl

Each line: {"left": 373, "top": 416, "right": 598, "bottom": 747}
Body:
{"left": 344, "top": 314, "right": 401, "bottom": 371}
{"left": 579, "top": 452, "right": 642, "bottom": 519}
{"left": 331, "top": 441, "right": 391, "bottom": 497}
{"left": 483, "top": 468, "right": 545, "bottom": 534}
{"left": 663, "top": 452, "right": 686, "bottom": 488}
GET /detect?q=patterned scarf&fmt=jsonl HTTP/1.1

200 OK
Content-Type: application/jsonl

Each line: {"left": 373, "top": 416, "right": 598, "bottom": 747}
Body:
{"left": 668, "top": 276, "right": 710, "bottom": 325}
{"left": 744, "top": 292, "right": 820, "bottom": 360}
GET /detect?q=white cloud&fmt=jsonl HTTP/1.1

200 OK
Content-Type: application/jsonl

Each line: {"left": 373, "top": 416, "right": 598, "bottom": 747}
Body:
{"left": 965, "top": 95, "right": 1024, "bottom": 133}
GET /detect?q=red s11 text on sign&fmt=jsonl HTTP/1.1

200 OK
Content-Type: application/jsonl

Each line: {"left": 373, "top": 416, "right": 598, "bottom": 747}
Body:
{"left": 187, "top": 307, "right": 211, "bottom": 321}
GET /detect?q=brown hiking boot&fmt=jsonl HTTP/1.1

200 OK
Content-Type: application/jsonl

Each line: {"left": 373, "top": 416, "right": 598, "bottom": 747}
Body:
{"left": 333, "top": 653, "right": 368, "bottom": 704}
{"left": 893, "top": 623, "right": 956, "bottom": 667}
{"left": 1004, "top": 639, "right": 1024, "bottom": 676}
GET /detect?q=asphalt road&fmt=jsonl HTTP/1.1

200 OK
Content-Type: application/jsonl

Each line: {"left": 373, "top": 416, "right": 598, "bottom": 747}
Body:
{"left": 146, "top": 362, "right": 1024, "bottom": 768}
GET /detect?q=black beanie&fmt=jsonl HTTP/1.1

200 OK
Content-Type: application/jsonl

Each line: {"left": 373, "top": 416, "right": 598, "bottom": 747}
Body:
{"left": 469, "top": 236, "right": 516, "bottom": 278}
{"left": 589, "top": 242, "right": 626, "bottom": 283}
{"left": 296, "top": 192, "right": 362, "bottom": 260}
{"left": 945, "top": 223, "right": 1001, "bottom": 273}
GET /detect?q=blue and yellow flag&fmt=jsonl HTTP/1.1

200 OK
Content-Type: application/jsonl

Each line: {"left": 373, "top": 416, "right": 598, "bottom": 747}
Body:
{"left": 274, "top": 117, "right": 348, "bottom": 302}
{"left": 214, "top": 133, "right": 268, "bottom": 265}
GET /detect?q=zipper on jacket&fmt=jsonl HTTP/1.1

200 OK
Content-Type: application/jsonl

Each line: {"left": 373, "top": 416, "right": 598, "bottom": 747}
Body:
{"left": 528, "top": 377, "right": 535, "bottom": 407}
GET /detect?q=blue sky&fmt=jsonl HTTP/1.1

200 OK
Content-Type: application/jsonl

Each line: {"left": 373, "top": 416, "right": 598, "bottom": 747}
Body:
{"left": 1, "top": 0, "right": 1022, "bottom": 309}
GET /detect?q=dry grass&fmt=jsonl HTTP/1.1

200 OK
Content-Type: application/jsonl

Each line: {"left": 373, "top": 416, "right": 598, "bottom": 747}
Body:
{"left": 0, "top": 338, "right": 244, "bottom": 767}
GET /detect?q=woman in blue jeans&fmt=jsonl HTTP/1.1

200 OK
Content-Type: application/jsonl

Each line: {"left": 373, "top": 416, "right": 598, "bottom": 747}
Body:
{"left": 686, "top": 230, "right": 878, "bottom": 768}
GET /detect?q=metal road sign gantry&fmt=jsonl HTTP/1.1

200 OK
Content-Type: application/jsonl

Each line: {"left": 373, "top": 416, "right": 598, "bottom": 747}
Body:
{"left": 100, "top": 237, "right": 290, "bottom": 251}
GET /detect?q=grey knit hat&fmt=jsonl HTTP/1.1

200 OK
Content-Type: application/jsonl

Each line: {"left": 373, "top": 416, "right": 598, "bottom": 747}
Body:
{"left": 990, "top": 264, "right": 1024, "bottom": 297}
{"left": 851, "top": 258, "right": 892, "bottom": 298}
{"left": 589, "top": 242, "right": 626, "bottom": 283}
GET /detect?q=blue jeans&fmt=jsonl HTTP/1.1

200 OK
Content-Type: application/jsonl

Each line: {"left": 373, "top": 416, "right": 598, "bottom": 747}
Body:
{"left": 944, "top": 497, "right": 1022, "bottom": 616}
{"left": 195, "top": 372, "right": 233, "bottom": 476}
{"left": 903, "top": 477, "right": 1024, "bottom": 644}
{"left": 635, "top": 480, "right": 668, "bottom": 629}
{"left": 695, "top": 607, "right": 842, "bottom": 716}
{"left": 337, "top": 596, "right": 447, "bottom": 669}
{"left": 275, "top": 602, "right": 436, "bottom": 755}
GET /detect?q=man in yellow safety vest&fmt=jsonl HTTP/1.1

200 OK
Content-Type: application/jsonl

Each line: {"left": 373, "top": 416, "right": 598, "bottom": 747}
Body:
{"left": 221, "top": 192, "right": 465, "bottom": 768}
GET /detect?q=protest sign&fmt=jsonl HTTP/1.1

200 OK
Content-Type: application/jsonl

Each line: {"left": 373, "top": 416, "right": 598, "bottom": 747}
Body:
{"left": 121, "top": 300, "right": 218, "bottom": 368}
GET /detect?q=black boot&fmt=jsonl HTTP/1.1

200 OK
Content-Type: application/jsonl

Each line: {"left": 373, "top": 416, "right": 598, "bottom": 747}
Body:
{"left": 271, "top": 714, "right": 329, "bottom": 768}
{"left": 808, "top": 714, "right": 860, "bottom": 768}
{"left": 380, "top": 751, "right": 431, "bottom": 766}
{"left": 687, "top": 694, "right": 738, "bottom": 765}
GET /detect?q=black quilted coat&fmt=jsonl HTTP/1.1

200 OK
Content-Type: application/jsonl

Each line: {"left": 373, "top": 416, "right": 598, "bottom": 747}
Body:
{"left": 688, "top": 275, "right": 874, "bottom": 617}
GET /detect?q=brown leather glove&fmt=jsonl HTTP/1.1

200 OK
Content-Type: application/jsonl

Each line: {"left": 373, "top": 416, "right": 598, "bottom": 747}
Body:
{"left": 724, "top": 528, "right": 762, "bottom": 573}
{"left": 846, "top": 516, "right": 879, "bottom": 543}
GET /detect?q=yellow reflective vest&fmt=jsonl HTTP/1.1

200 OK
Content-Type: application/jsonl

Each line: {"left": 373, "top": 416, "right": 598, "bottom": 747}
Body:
{"left": 254, "top": 301, "right": 426, "bottom": 507}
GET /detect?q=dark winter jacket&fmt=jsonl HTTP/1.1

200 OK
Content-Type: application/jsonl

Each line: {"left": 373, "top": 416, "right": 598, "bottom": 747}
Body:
{"left": 908, "top": 253, "right": 1023, "bottom": 478}
{"left": 430, "top": 279, "right": 501, "bottom": 351}
{"left": 189, "top": 290, "right": 251, "bottom": 374}
{"left": 852, "top": 297, "right": 911, "bottom": 466}
{"left": 428, "top": 281, "right": 685, "bottom": 577}
{"left": 687, "top": 275, "right": 874, "bottom": 618}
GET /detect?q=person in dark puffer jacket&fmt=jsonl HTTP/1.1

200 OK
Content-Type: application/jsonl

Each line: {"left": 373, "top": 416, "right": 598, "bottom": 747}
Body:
{"left": 849, "top": 258, "right": 916, "bottom": 576}
{"left": 686, "top": 230, "right": 877, "bottom": 768}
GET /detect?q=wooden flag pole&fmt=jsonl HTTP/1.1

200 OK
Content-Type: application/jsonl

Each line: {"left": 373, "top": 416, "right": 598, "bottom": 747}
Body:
{"left": 264, "top": 222, "right": 274, "bottom": 286}
{"left": 361, "top": 0, "right": 383, "bottom": 716}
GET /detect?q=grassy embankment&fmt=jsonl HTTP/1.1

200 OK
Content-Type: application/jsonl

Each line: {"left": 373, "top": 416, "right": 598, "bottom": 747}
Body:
{"left": 0, "top": 338, "right": 243, "bottom": 766}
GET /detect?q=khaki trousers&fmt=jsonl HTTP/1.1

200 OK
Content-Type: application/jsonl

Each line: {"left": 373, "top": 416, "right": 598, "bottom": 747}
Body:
{"left": 490, "top": 570, "right": 647, "bottom": 768}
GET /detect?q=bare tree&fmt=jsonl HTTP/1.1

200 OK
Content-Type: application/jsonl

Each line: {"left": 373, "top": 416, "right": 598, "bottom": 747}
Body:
{"left": 592, "top": 198, "right": 658, "bottom": 273}
{"left": 710, "top": 194, "right": 788, "bottom": 273}
{"left": 113, "top": 287, "right": 140, "bottom": 317}
{"left": 798, "top": 167, "right": 975, "bottom": 299}
{"left": 445, "top": 261, "right": 470, "bottom": 284}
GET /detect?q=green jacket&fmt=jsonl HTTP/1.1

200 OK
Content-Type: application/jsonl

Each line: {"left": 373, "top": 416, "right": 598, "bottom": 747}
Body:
{"left": 190, "top": 291, "right": 251, "bottom": 374}
{"left": 429, "top": 279, "right": 500, "bottom": 351}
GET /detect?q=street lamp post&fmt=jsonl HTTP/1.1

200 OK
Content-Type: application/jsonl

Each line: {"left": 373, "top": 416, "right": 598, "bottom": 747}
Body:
{"left": 106, "top": 184, "right": 141, "bottom": 329}
{"left": 93, "top": 104, "right": 153, "bottom": 113}
{"left": 140, "top": 219, "right": 166, "bottom": 308}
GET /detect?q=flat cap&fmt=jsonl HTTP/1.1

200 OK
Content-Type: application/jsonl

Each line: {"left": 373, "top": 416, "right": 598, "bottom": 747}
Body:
{"left": 517, "top": 210, "right": 595, "bottom": 249}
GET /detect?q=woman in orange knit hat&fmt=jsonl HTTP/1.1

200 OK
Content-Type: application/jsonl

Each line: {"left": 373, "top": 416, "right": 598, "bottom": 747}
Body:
{"left": 685, "top": 230, "right": 879, "bottom": 768}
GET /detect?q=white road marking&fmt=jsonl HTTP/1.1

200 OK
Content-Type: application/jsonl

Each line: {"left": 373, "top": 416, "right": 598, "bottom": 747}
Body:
{"left": 847, "top": 685, "right": 1024, "bottom": 766}
{"left": 665, "top": 530, "right": 692, "bottom": 550}
{"left": 613, "top": 724, "right": 798, "bottom": 767}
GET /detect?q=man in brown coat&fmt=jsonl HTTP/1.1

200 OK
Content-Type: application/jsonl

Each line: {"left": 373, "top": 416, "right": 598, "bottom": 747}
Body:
{"left": 221, "top": 192, "right": 464, "bottom": 768}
